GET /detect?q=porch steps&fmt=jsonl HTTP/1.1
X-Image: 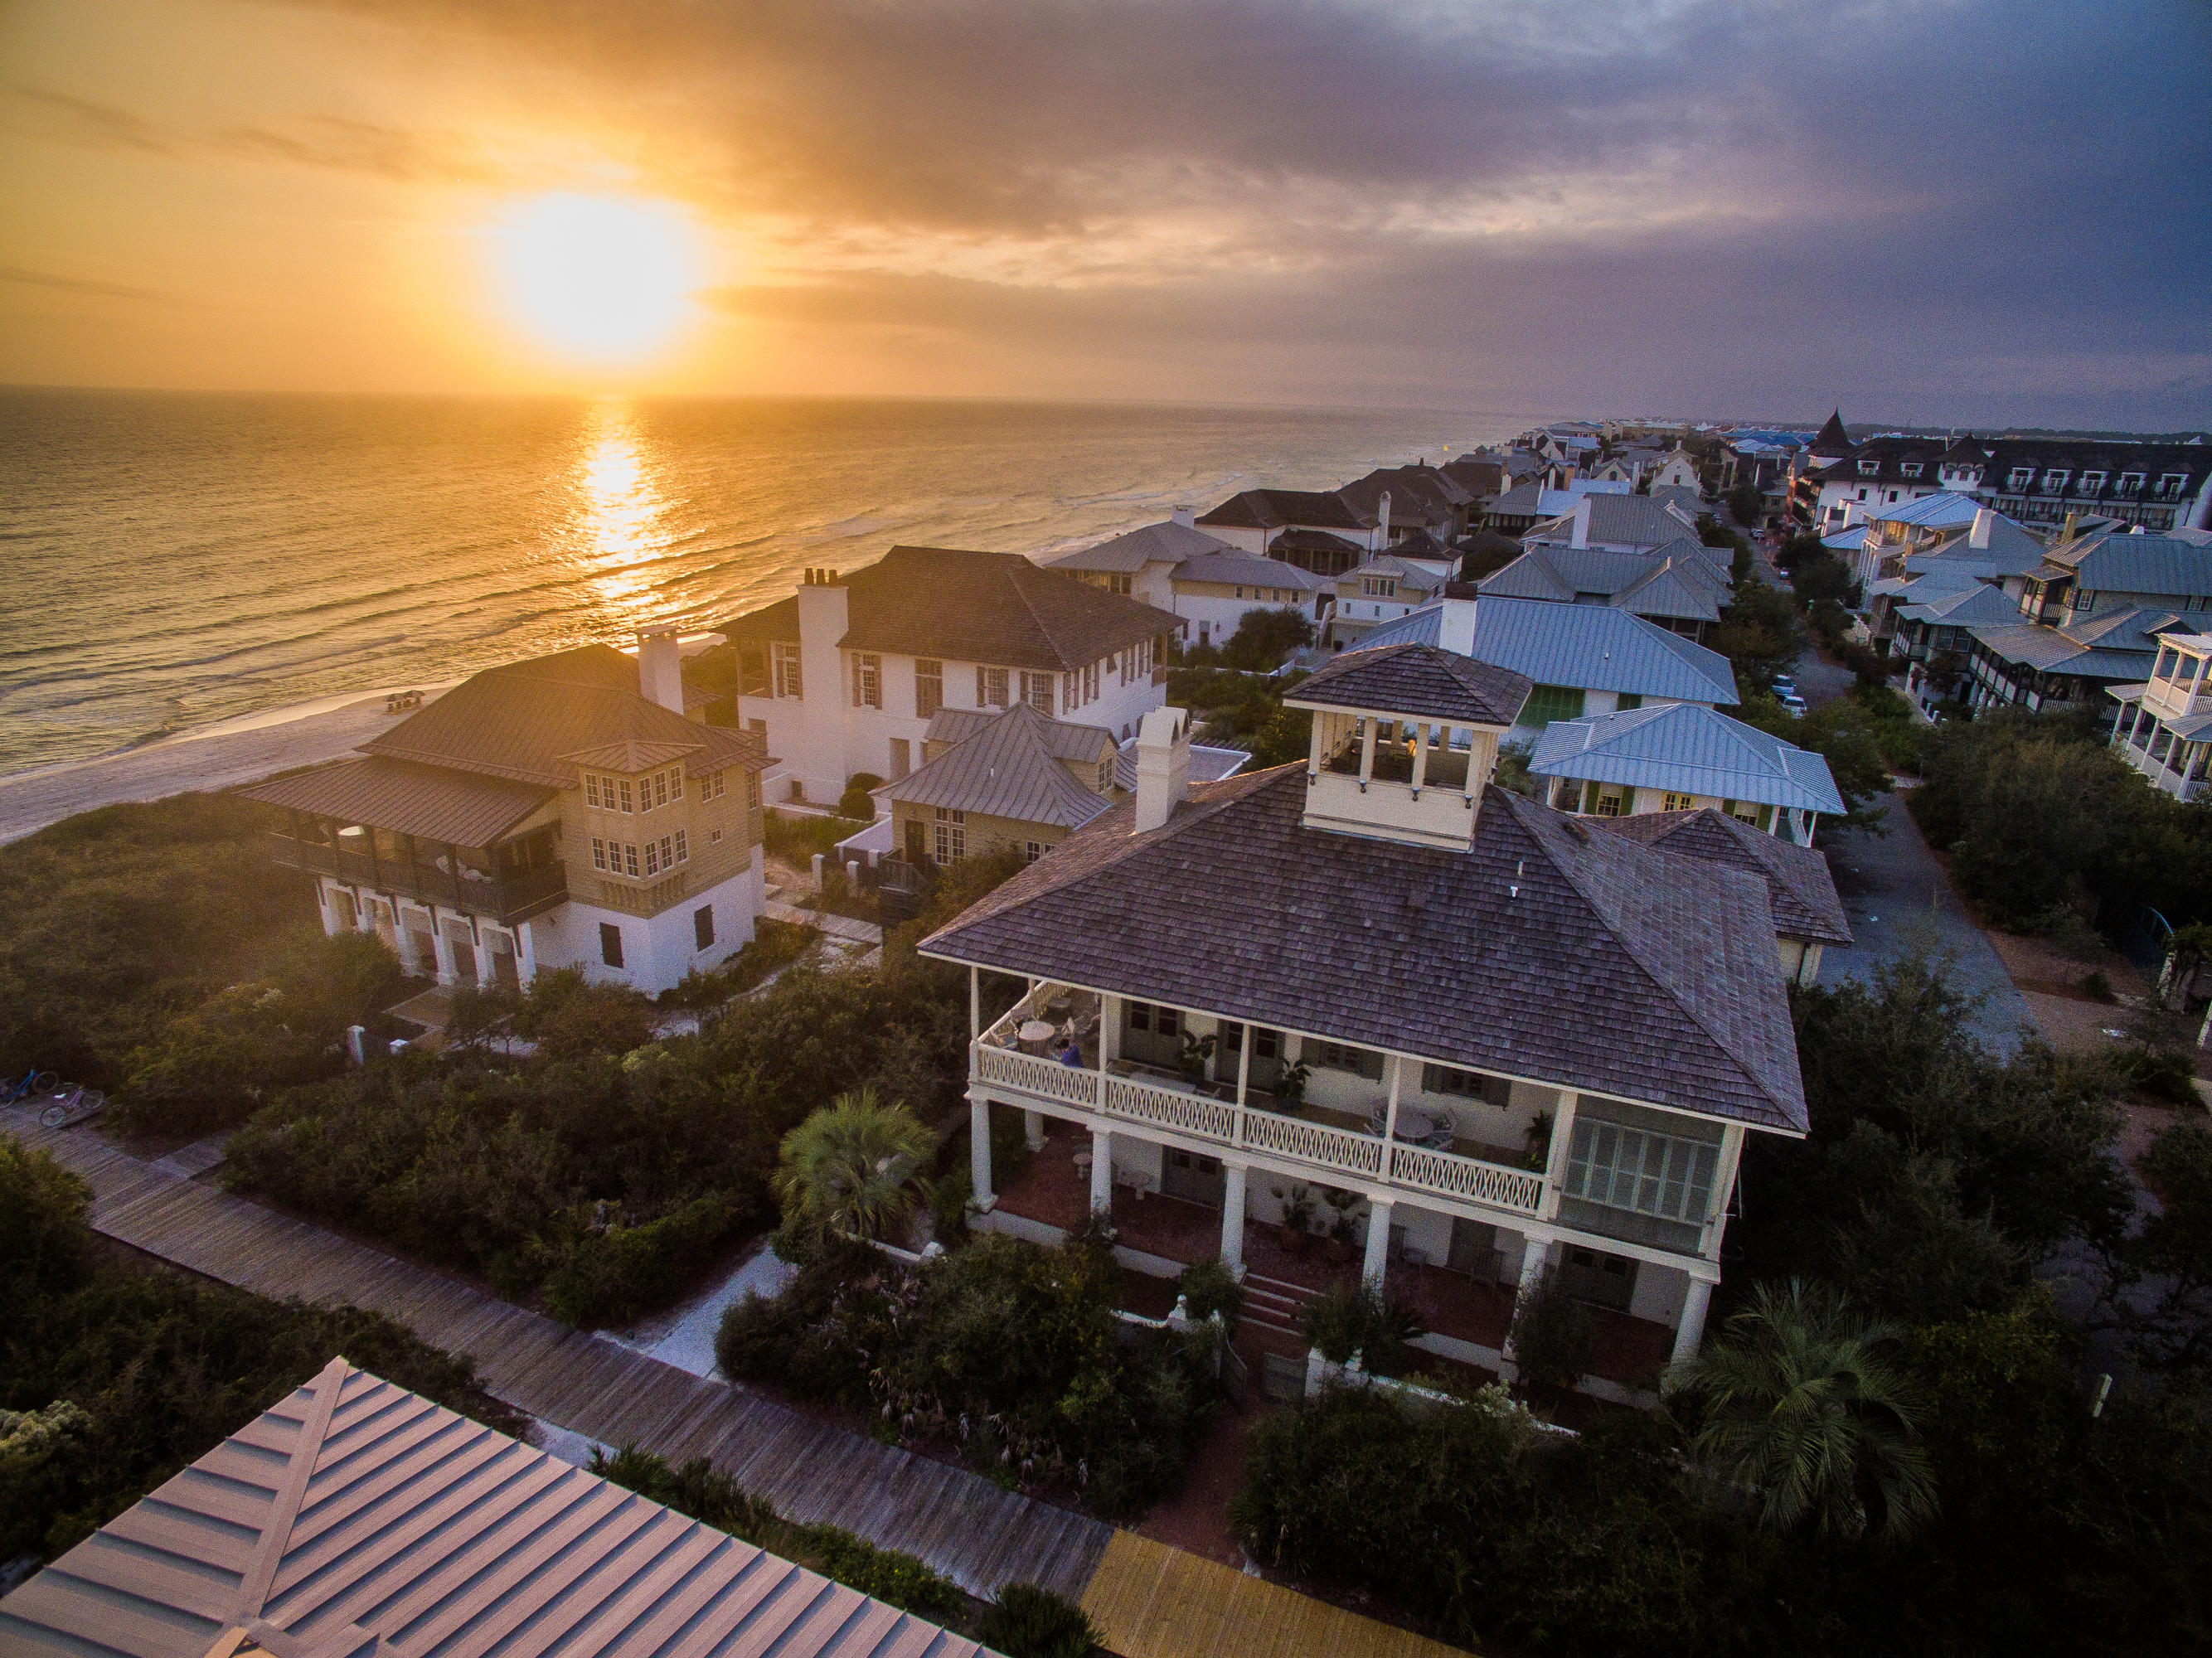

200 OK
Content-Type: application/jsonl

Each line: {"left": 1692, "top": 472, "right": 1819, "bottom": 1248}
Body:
{"left": 1239, "top": 1269, "right": 1320, "bottom": 1339}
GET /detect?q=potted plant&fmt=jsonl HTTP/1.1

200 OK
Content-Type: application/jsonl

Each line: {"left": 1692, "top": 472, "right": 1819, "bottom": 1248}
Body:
{"left": 1524, "top": 1109, "right": 1554, "bottom": 1173}
{"left": 1275, "top": 1058, "right": 1312, "bottom": 1107}
{"left": 1321, "top": 1188, "right": 1362, "bottom": 1265}
{"left": 1273, "top": 1183, "right": 1317, "bottom": 1254}
{"left": 1176, "top": 1030, "right": 1217, "bottom": 1086}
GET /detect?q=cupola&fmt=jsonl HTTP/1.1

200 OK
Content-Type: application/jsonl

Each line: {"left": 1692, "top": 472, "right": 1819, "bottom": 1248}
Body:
{"left": 1282, "top": 642, "right": 1533, "bottom": 850}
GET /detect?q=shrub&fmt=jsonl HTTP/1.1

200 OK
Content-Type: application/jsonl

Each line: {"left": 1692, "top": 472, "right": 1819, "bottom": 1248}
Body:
{"left": 1506, "top": 1272, "right": 1592, "bottom": 1389}
{"left": 764, "top": 812, "right": 868, "bottom": 863}
{"left": 978, "top": 1583, "right": 1101, "bottom": 1658}
{"left": 2079, "top": 969, "right": 2115, "bottom": 1001}
{"left": 838, "top": 773, "right": 885, "bottom": 820}
{"left": 514, "top": 967, "right": 657, "bottom": 1059}
{"left": 542, "top": 1192, "right": 750, "bottom": 1327}
{"left": 1299, "top": 1281, "right": 1423, "bottom": 1377}
{"left": 2119, "top": 1045, "right": 2200, "bottom": 1107}
{"left": 1176, "top": 1257, "right": 1243, "bottom": 1331}
{"left": 1218, "top": 607, "right": 1314, "bottom": 672}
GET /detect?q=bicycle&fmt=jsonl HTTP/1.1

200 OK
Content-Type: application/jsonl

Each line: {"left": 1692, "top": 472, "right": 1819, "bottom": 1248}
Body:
{"left": 3, "top": 1068, "right": 60, "bottom": 1104}
{"left": 40, "top": 1086, "right": 107, "bottom": 1129}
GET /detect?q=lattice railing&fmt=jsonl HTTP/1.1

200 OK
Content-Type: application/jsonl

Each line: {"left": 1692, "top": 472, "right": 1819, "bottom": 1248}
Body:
{"left": 1241, "top": 1111, "right": 1384, "bottom": 1178}
{"left": 1104, "top": 1075, "right": 1238, "bottom": 1141}
{"left": 1389, "top": 1142, "right": 1545, "bottom": 1214}
{"left": 975, "top": 1044, "right": 1103, "bottom": 1108}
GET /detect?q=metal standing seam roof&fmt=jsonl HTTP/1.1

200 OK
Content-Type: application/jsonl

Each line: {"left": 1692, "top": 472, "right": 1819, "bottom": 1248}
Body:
{"left": 0, "top": 1359, "right": 987, "bottom": 1658}
{"left": 1598, "top": 808, "right": 1852, "bottom": 946}
{"left": 720, "top": 546, "right": 1180, "bottom": 674}
{"left": 924, "top": 705, "right": 1117, "bottom": 763}
{"left": 1524, "top": 495, "right": 1702, "bottom": 550}
{"left": 1340, "top": 554, "right": 1447, "bottom": 591}
{"left": 239, "top": 757, "right": 555, "bottom": 846}
{"left": 1967, "top": 610, "right": 2174, "bottom": 677}
{"left": 1895, "top": 582, "right": 2022, "bottom": 628}
{"left": 1482, "top": 545, "right": 1724, "bottom": 623}
{"left": 1045, "top": 519, "right": 1238, "bottom": 574}
{"left": 1288, "top": 642, "right": 1533, "bottom": 728}
{"left": 2040, "top": 531, "right": 2212, "bottom": 598}
{"left": 1865, "top": 491, "right": 1985, "bottom": 531}
{"left": 1449, "top": 596, "right": 1739, "bottom": 705}
{"left": 1526, "top": 702, "right": 1846, "bottom": 815}
{"left": 1111, "top": 742, "right": 1250, "bottom": 792}
{"left": 919, "top": 768, "right": 1808, "bottom": 1133}
{"left": 1167, "top": 552, "right": 1329, "bottom": 591}
{"left": 885, "top": 702, "right": 1114, "bottom": 829}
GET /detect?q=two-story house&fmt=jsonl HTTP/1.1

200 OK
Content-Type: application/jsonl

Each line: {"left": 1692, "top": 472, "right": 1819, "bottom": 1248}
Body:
{"left": 1194, "top": 488, "right": 1384, "bottom": 565}
{"left": 242, "top": 638, "right": 769, "bottom": 996}
{"left": 1803, "top": 434, "right": 1952, "bottom": 531}
{"left": 924, "top": 645, "right": 1815, "bottom": 1394}
{"left": 1479, "top": 539, "right": 1728, "bottom": 639}
{"left": 1526, "top": 701, "right": 1846, "bottom": 846}
{"left": 1521, "top": 492, "right": 1704, "bottom": 559}
{"left": 1326, "top": 555, "right": 1449, "bottom": 648}
{"left": 1938, "top": 437, "right": 2212, "bottom": 535}
{"left": 723, "top": 548, "right": 1181, "bottom": 806}
{"left": 1045, "top": 511, "right": 1236, "bottom": 608}
{"left": 2110, "top": 627, "right": 2212, "bottom": 801}
{"left": 1046, "top": 516, "right": 1332, "bottom": 647}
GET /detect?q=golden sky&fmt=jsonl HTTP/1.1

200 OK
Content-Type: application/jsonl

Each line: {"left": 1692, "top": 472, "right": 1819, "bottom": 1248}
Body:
{"left": 3, "top": 0, "right": 2209, "bottom": 424}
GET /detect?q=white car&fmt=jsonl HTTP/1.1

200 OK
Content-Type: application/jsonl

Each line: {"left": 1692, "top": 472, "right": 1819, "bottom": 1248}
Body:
{"left": 1778, "top": 691, "right": 1808, "bottom": 715}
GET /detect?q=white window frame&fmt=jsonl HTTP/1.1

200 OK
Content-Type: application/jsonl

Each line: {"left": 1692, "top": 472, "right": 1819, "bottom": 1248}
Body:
{"left": 851, "top": 652, "right": 882, "bottom": 710}
{"left": 772, "top": 642, "right": 803, "bottom": 699}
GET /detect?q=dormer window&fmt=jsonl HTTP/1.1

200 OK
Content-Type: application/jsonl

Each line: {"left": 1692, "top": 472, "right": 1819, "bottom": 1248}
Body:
{"left": 2079, "top": 471, "right": 2108, "bottom": 495}
{"left": 1900, "top": 462, "right": 1923, "bottom": 478}
{"left": 2008, "top": 467, "right": 2035, "bottom": 490}
{"left": 2159, "top": 473, "right": 2190, "bottom": 500}
{"left": 2117, "top": 472, "right": 2144, "bottom": 497}
{"left": 1361, "top": 576, "right": 1397, "bottom": 598}
{"left": 1857, "top": 458, "right": 1880, "bottom": 476}
{"left": 2043, "top": 469, "right": 2070, "bottom": 493}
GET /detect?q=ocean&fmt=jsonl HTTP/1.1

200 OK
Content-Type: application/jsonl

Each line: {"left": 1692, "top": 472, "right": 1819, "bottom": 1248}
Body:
{"left": 0, "top": 389, "right": 1541, "bottom": 778}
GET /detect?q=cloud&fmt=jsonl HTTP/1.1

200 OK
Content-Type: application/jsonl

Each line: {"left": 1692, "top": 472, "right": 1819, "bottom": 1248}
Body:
{"left": 0, "top": 264, "right": 163, "bottom": 301}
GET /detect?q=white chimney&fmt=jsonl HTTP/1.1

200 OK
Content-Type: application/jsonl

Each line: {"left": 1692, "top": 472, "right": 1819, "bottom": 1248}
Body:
{"left": 638, "top": 628, "right": 685, "bottom": 715}
{"left": 1842, "top": 501, "right": 1864, "bottom": 528}
{"left": 1379, "top": 490, "right": 1392, "bottom": 546}
{"left": 1133, "top": 705, "right": 1192, "bottom": 833}
{"left": 1969, "top": 507, "right": 1996, "bottom": 550}
{"left": 1171, "top": 504, "right": 1195, "bottom": 529}
{"left": 1437, "top": 587, "right": 1478, "bottom": 656}
{"left": 1570, "top": 495, "right": 1594, "bottom": 550}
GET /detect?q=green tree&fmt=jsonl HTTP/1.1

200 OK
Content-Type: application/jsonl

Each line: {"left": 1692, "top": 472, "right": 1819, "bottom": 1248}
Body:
{"left": 1219, "top": 607, "right": 1314, "bottom": 671}
{"left": 1668, "top": 1279, "right": 1937, "bottom": 1542}
{"left": 773, "top": 1088, "right": 936, "bottom": 1243}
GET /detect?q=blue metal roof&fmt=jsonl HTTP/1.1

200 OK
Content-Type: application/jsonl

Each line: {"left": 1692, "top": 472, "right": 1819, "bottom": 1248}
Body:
{"left": 1528, "top": 703, "right": 1844, "bottom": 813}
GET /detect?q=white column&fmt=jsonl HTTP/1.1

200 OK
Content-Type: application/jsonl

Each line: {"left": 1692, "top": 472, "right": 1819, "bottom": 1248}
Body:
{"left": 1500, "top": 1234, "right": 1553, "bottom": 1379}
{"left": 969, "top": 1096, "right": 994, "bottom": 1208}
{"left": 1362, "top": 1197, "right": 1394, "bottom": 1287}
{"left": 1540, "top": 1093, "right": 1578, "bottom": 1218}
{"left": 1089, "top": 1127, "right": 1113, "bottom": 1215}
{"left": 516, "top": 919, "right": 538, "bottom": 985}
{"left": 969, "top": 966, "right": 980, "bottom": 1040}
{"left": 1672, "top": 1276, "right": 1715, "bottom": 1366}
{"left": 429, "top": 920, "right": 459, "bottom": 987}
{"left": 1024, "top": 1110, "right": 1045, "bottom": 1151}
{"left": 1220, "top": 1161, "right": 1248, "bottom": 1273}
{"left": 1381, "top": 1055, "right": 1404, "bottom": 1181}
{"left": 473, "top": 926, "right": 497, "bottom": 989}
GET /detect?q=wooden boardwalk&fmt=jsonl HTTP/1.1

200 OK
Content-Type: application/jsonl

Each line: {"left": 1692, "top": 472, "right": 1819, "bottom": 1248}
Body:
{"left": 4, "top": 1108, "right": 1112, "bottom": 1602}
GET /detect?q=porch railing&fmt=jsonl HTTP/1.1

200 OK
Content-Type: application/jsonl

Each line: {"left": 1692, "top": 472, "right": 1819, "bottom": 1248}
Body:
{"left": 973, "top": 1036, "right": 1542, "bottom": 1216}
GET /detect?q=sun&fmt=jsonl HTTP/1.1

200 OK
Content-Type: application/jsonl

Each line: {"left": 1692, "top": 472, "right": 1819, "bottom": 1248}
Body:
{"left": 486, "top": 193, "right": 703, "bottom": 363}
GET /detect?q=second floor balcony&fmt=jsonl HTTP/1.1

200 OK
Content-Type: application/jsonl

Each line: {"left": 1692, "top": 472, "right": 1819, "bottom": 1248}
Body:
{"left": 273, "top": 829, "right": 568, "bottom": 926}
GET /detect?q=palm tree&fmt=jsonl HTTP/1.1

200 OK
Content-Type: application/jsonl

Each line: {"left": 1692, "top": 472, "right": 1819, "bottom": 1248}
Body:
{"left": 774, "top": 1089, "right": 936, "bottom": 1244}
{"left": 1666, "top": 1278, "right": 1937, "bottom": 1542}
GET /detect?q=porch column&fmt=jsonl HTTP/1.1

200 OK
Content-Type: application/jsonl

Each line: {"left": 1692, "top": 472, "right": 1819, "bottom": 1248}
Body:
{"left": 516, "top": 919, "right": 538, "bottom": 985}
{"left": 1089, "top": 1127, "right": 1113, "bottom": 1215}
{"left": 968, "top": 966, "right": 980, "bottom": 1040}
{"left": 969, "top": 1097, "right": 994, "bottom": 1208}
{"left": 473, "top": 926, "right": 497, "bottom": 989}
{"left": 1499, "top": 1236, "right": 1554, "bottom": 1380}
{"left": 1672, "top": 1276, "right": 1715, "bottom": 1366}
{"left": 1381, "top": 1056, "right": 1404, "bottom": 1181}
{"left": 1025, "top": 1110, "right": 1045, "bottom": 1151}
{"left": 429, "top": 919, "right": 459, "bottom": 987}
{"left": 1540, "top": 1093, "right": 1578, "bottom": 1218}
{"left": 1220, "top": 1160, "right": 1248, "bottom": 1273}
{"left": 1362, "top": 1197, "right": 1395, "bottom": 1287}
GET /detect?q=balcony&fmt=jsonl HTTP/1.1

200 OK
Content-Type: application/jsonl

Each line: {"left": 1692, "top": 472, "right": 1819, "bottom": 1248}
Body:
{"left": 273, "top": 833, "right": 568, "bottom": 925}
{"left": 973, "top": 983, "right": 1549, "bottom": 1219}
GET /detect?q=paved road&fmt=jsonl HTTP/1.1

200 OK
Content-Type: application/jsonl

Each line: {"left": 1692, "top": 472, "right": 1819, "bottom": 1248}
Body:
{"left": 1813, "top": 791, "right": 2031, "bottom": 1054}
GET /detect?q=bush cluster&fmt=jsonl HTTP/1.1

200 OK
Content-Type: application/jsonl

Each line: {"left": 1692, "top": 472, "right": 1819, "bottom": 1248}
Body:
{"left": 1159, "top": 666, "right": 1312, "bottom": 768}
{"left": 716, "top": 1231, "right": 1216, "bottom": 1517}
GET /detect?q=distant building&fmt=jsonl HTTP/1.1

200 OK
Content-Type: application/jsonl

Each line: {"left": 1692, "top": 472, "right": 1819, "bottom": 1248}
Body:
{"left": 1327, "top": 554, "right": 1451, "bottom": 648}
{"left": 1195, "top": 488, "right": 1382, "bottom": 561}
{"left": 1938, "top": 437, "right": 2212, "bottom": 534}
{"left": 1521, "top": 493, "right": 1705, "bottom": 558}
{"left": 1046, "top": 515, "right": 1330, "bottom": 647}
{"left": 1648, "top": 446, "right": 1704, "bottom": 493}
{"left": 2111, "top": 626, "right": 2212, "bottom": 801}
{"left": 241, "top": 639, "right": 769, "bottom": 996}
{"left": 723, "top": 548, "right": 1179, "bottom": 804}
{"left": 1801, "top": 434, "right": 1950, "bottom": 531}
{"left": 1478, "top": 539, "right": 1728, "bottom": 638}
{"left": 1484, "top": 477, "right": 1632, "bottom": 537}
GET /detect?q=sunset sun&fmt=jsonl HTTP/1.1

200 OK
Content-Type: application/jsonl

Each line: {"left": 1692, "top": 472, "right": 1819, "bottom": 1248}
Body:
{"left": 486, "top": 192, "right": 703, "bottom": 361}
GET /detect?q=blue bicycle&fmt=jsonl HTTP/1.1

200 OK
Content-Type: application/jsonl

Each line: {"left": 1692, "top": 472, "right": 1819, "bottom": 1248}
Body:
{"left": 3, "top": 1068, "right": 60, "bottom": 1104}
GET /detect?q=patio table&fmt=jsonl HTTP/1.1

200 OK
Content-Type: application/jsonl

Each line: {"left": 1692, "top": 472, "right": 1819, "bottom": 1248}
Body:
{"left": 1017, "top": 1020, "right": 1057, "bottom": 1054}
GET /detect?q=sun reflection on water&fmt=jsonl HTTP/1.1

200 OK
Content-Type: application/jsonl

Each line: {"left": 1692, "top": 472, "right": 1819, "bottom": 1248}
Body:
{"left": 572, "top": 399, "right": 667, "bottom": 623}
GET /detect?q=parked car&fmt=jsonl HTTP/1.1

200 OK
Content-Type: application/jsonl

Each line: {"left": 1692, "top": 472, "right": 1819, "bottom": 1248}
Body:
{"left": 1778, "top": 691, "right": 1808, "bottom": 715}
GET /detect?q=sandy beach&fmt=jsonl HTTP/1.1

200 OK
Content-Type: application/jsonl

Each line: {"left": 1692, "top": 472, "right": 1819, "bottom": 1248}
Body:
{"left": 0, "top": 689, "right": 445, "bottom": 845}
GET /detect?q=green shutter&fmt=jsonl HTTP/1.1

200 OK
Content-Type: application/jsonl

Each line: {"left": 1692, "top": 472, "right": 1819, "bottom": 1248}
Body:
{"left": 1521, "top": 684, "right": 1587, "bottom": 729}
{"left": 1615, "top": 692, "right": 1642, "bottom": 710}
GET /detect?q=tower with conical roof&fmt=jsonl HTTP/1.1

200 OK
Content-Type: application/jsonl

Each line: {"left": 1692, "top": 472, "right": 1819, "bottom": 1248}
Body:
{"left": 1810, "top": 409, "right": 1852, "bottom": 461}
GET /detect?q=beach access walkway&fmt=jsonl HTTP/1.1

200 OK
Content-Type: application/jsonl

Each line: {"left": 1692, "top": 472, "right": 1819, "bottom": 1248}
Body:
{"left": 5, "top": 1108, "right": 1467, "bottom": 1658}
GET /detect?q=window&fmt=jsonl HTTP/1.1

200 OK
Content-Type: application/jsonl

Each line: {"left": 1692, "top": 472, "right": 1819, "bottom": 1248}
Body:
{"left": 591, "top": 836, "right": 608, "bottom": 870}
{"left": 933, "top": 805, "right": 966, "bottom": 865}
{"left": 599, "top": 923, "right": 624, "bottom": 968}
{"left": 1361, "top": 576, "right": 1397, "bottom": 598}
{"left": 745, "top": 770, "right": 761, "bottom": 807}
{"left": 977, "top": 666, "right": 1009, "bottom": 707}
{"left": 1900, "top": 462, "right": 1923, "bottom": 478}
{"left": 1310, "top": 1040, "right": 1384, "bottom": 1079}
{"left": 1661, "top": 791, "right": 1694, "bottom": 812}
{"left": 1520, "top": 683, "right": 1587, "bottom": 729}
{"left": 2117, "top": 472, "right": 2145, "bottom": 497}
{"left": 1615, "top": 693, "right": 1642, "bottom": 710}
{"left": 1024, "top": 841, "right": 1045, "bottom": 863}
{"left": 1019, "top": 670, "right": 1055, "bottom": 715}
{"left": 1128, "top": 1001, "right": 1180, "bottom": 1038}
{"left": 670, "top": 769, "right": 682, "bottom": 800}
{"left": 851, "top": 652, "right": 882, "bottom": 709}
{"left": 1108, "top": 573, "right": 1132, "bottom": 595}
{"left": 661, "top": 834, "right": 676, "bottom": 868}
{"left": 772, "top": 642, "right": 803, "bottom": 699}
{"left": 1565, "top": 1119, "right": 1720, "bottom": 1224}
{"left": 1421, "top": 1064, "right": 1508, "bottom": 1103}
{"left": 585, "top": 774, "right": 600, "bottom": 807}
{"left": 915, "top": 659, "right": 943, "bottom": 718}
{"left": 1588, "top": 783, "right": 1628, "bottom": 817}
{"left": 694, "top": 905, "right": 715, "bottom": 951}
{"left": 710, "top": 829, "right": 723, "bottom": 845}
{"left": 705, "top": 768, "right": 725, "bottom": 801}
{"left": 1723, "top": 799, "right": 1774, "bottom": 831}
{"left": 1084, "top": 662, "right": 1100, "bottom": 703}
{"left": 2080, "top": 471, "right": 2108, "bottom": 494}
{"left": 1857, "top": 458, "right": 1878, "bottom": 475}
{"left": 2043, "top": 469, "right": 2070, "bottom": 492}
{"left": 644, "top": 840, "right": 660, "bottom": 876}
{"left": 618, "top": 778, "right": 633, "bottom": 813}
{"left": 623, "top": 842, "right": 639, "bottom": 877}
{"left": 2159, "top": 473, "right": 2189, "bottom": 500}
{"left": 653, "top": 770, "right": 669, "bottom": 808}
{"left": 2008, "top": 467, "right": 2035, "bottom": 490}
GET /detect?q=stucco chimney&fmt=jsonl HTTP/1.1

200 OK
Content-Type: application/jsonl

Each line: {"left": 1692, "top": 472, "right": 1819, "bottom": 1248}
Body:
{"left": 1437, "top": 584, "right": 1478, "bottom": 656}
{"left": 1171, "top": 504, "right": 1195, "bottom": 529}
{"left": 1379, "top": 490, "right": 1392, "bottom": 545}
{"left": 638, "top": 628, "right": 685, "bottom": 715}
{"left": 1969, "top": 507, "right": 1996, "bottom": 550}
{"left": 1570, "top": 494, "right": 1593, "bottom": 550}
{"left": 1133, "top": 705, "right": 1191, "bottom": 833}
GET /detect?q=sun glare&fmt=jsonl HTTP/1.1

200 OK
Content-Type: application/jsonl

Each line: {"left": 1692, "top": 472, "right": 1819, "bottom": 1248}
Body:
{"left": 488, "top": 193, "right": 703, "bottom": 362}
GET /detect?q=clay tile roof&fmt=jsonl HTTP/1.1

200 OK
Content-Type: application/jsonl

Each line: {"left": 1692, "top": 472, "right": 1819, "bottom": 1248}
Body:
{"left": 1288, "top": 642, "right": 1533, "bottom": 728}
{"left": 240, "top": 757, "right": 553, "bottom": 846}
{"left": 1597, "top": 807, "right": 1852, "bottom": 946}
{"left": 720, "top": 546, "right": 1178, "bottom": 672}
{"left": 0, "top": 1359, "right": 984, "bottom": 1658}
{"left": 919, "top": 769, "right": 1807, "bottom": 1132}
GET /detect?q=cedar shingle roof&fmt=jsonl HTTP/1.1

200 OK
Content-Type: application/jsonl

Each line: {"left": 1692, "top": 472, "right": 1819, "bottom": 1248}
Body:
{"left": 1046, "top": 519, "right": 1236, "bottom": 574}
{"left": 720, "top": 546, "right": 1178, "bottom": 672}
{"left": 1288, "top": 642, "right": 1532, "bottom": 728}
{"left": 921, "top": 768, "right": 1808, "bottom": 1132}
{"left": 240, "top": 757, "right": 554, "bottom": 846}
{"left": 0, "top": 1359, "right": 982, "bottom": 1658}
{"left": 1598, "top": 808, "right": 1853, "bottom": 946}
{"left": 1196, "top": 489, "right": 1369, "bottom": 533}
{"left": 363, "top": 645, "right": 764, "bottom": 787}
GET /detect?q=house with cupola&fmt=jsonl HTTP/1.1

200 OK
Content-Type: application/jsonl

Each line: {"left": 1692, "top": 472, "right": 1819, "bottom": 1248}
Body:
{"left": 924, "top": 642, "right": 1819, "bottom": 1399}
